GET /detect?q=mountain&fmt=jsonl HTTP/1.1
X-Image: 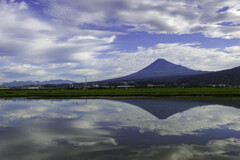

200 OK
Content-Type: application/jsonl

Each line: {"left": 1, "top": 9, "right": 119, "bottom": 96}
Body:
{"left": 39, "top": 80, "right": 76, "bottom": 85}
{"left": 110, "top": 59, "right": 208, "bottom": 81}
{"left": 106, "top": 58, "right": 240, "bottom": 86}
{"left": 1, "top": 79, "right": 76, "bottom": 87}
{"left": 178, "top": 66, "right": 240, "bottom": 85}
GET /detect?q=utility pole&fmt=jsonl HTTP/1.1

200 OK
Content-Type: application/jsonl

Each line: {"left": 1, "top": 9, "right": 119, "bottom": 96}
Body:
{"left": 80, "top": 75, "right": 88, "bottom": 89}
{"left": 84, "top": 76, "right": 88, "bottom": 89}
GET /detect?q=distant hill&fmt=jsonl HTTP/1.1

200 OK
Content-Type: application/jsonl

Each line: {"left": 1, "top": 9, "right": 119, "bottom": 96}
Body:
{"left": 109, "top": 59, "right": 208, "bottom": 81}
{"left": 1, "top": 79, "right": 76, "bottom": 87}
{"left": 178, "top": 66, "right": 240, "bottom": 85}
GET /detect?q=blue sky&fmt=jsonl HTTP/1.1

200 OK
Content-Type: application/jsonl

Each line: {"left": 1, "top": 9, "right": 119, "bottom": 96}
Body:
{"left": 1, "top": 0, "right": 240, "bottom": 82}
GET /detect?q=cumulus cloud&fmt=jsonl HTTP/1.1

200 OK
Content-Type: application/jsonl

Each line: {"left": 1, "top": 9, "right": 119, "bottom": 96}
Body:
{"left": 224, "top": 46, "right": 240, "bottom": 53}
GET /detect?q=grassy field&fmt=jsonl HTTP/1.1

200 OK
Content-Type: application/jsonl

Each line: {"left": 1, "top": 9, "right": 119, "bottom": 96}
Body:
{"left": 0, "top": 88, "right": 240, "bottom": 98}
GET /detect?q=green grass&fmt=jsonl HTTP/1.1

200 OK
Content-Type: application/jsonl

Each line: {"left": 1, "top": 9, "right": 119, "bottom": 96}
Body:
{"left": 0, "top": 88, "right": 240, "bottom": 99}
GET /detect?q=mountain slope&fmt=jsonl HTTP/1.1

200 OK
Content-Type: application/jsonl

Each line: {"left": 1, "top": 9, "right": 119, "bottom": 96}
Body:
{"left": 178, "top": 66, "right": 240, "bottom": 85}
{"left": 111, "top": 59, "right": 208, "bottom": 81}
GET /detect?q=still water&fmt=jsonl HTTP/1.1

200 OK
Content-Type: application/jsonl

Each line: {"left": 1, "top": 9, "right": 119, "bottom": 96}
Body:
{"left": 0, "top": 99, "right": 240, "bottom": 160}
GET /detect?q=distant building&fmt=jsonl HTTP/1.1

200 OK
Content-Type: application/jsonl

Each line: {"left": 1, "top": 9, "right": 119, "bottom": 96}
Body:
{"left": 100, "top": 85, "right": 110, "bottom": 88}
{"left": 218, "top": 84, "right": 226, "bottom": 87}
{"left": 147, "top": 84, "right": 155, "bottom": 88}
{"left": 117, "top": 85, "right": 134, "bottom": 89}
{"left": 206, "top": 84, "right": 216, "bottom": 87}
{"left": 147, "top": 84, "right": 166, "bottom": 88}
{"left": 92, "top": 84, "right": 100, "bottom": 88}
{"left": 69, "top": 83, "right": 74, "bottom": 88}
{"left": 26, "top": 86, "right": 40, "bottom": 90}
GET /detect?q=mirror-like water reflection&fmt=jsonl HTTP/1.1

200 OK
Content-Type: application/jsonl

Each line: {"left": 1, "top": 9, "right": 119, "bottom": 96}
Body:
{"left": 0, "top": 99, "right": 240, "bottom": 160}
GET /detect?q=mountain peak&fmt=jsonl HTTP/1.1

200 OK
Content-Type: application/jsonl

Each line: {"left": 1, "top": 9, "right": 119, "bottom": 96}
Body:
{"left": 145, "top": 59, "right": 180, "bottom": 70}
{"left": 154, "top": 58, "right": 169, "bottom": 63}
{"left": 111, "top": 59, "right": 208, "bottom": 81}
{"left": 156, "top": 58, "right": 167, "bottom": 61}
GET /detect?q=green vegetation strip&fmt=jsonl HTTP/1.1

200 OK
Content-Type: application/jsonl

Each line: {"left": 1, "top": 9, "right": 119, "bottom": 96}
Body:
{"left": 0, "top": 88, "right": 240, "bottom": 98}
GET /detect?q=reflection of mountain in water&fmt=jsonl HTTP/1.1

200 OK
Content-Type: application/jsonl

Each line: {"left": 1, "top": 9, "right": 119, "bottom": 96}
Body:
{"left": 117, "top": 99, "right": 209, "bottom": 119}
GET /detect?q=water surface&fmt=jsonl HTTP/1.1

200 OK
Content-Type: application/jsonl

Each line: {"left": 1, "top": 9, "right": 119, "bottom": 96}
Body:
{"left": 0, "top": 99, "right": 240, "bottom": 160}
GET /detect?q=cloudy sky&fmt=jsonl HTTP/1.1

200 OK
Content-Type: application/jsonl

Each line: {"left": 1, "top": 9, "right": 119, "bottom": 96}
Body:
{"left": 1, "top": 0, "right": 240, "bottom": 82}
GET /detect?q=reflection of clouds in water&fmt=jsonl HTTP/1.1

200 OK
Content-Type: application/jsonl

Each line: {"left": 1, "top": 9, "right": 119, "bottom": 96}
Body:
{"left": 1, "top": 135, "right": 239, "bottom": 160}
{"left": 86, "top": 103, "right": 240, "bottom": 136}
{"left": 71, "top": 120, "right": 96, "bottom": 129}
{"left": 68, "top": 101, "right": 240, "bottom": 136}
{"left": 0, "top": 99, "right": 89, "bottom": 122}
{"left": 131, "top": 138, "right": 240, "bottom": 160}
{"left": 0, "top": 99, "right": 240, "bottom": 159}
{"left": 0, "top": 118, "right": 117, "bottom": 160}
{"left": 1, "top": 100, "right": 240, "bottom": 136}
{"left": 0, "top": 99, "right": 118, "bottom": 159}
{"left": 157, "top": 105, "right": 240, "bottom": 135}
{"left": 53, "top": 137, "right": 117, "bottom": 147}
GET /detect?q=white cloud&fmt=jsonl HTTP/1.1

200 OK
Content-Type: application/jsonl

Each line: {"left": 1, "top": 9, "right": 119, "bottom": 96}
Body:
{"left": 19, "top": 1, "right": 28, "bottom": 10}
{"left": 69, "top": 68, "right": 101, "bottom": 76}
{"left": 0, "top": 0, "right": 118, "bottom": 82}
{"left": 224, "top": 46, "right": 240, "bottom": 54}
{"left": 40, "top": 0, "right": 240, "bottom": 38}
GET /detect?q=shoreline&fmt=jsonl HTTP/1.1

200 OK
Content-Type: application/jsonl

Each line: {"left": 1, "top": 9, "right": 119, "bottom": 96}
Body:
{"left": 1, "top": 88, "right": 240, "bottom": 99}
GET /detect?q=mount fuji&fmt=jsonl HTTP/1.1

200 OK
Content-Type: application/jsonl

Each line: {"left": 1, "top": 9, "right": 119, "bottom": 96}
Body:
{"left": 110, "top": 59, "right": 208, "bottom": 81}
